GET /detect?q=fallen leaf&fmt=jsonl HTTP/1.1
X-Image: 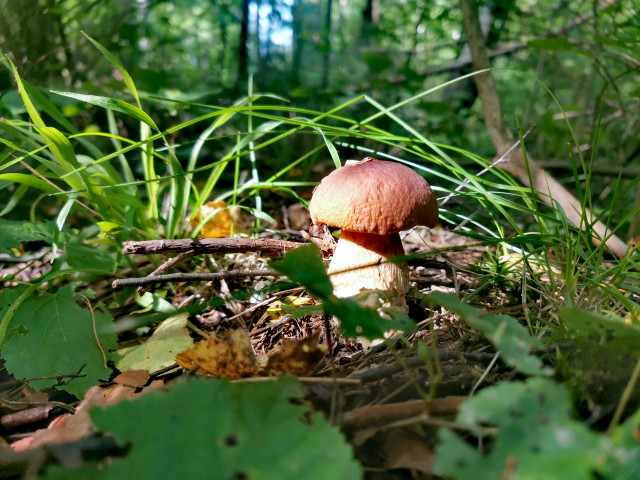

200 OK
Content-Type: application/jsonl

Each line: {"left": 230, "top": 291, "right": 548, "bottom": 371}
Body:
{"left": 114, "top": 313, "right": 194, "bottom": 373}
{"left": 113, "top": 370, "right": 151, "bottom": 387}
{"left": 176, "top": 329, "right": 259, "bottom": 379}
{"left": 381, "top": 429, "right": 435, "bottom": 474}
{"left": 260, "top": 332, "right": 327, "bottom": 376}
{"left": 11, "top": 375, "right": 163, "bottom": 452}
{"left": 266, "top": 295, "right": 313, "bottom": 320}
{"left": 176, "top": 330, "right": 327, "bottom": 379}
{"left": 190, "top": 200, "right": 244, "bottom": 238}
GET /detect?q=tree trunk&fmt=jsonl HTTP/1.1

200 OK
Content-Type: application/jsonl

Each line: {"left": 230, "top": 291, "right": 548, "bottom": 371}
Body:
{"left": 321, "top": 0, "right": 333, "bottom": 90}
{"left": 459, "top": 0, "right": 628, "bottom": 258}
{"left": 238, "top": 0, "right": 250, "bottom": 84}
{"left": 291, "top": 0, "right": 304, "bottom": 87}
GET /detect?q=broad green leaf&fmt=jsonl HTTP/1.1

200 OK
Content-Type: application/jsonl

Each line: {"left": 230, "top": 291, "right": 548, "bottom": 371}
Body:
{"left": 47, "top": 377, "right": 362, "bottom": 479}
{"left": 51, "top": 92, "right": 159, "bottom": 131}
{"left": 270, "top": 245, "right": 414, "bottom": 338}
{"left": 114, "top": 313, "right": 194, "bottom": 373}
{"left": 136, "top": 291, "right": 177, "bottom": 314}
{"left": 528, "top": 37, "right": 575, "bottom": 51}
{"left": 0, "top": 219, "right": 56, "bottom": 250}
{"left": 324, "top": 295, "right": 414, "bottom": 339}
{"left": 2, "top": 284, "right": 117, "bottom": 397}
{"left": 601, "top": 410, "right": 640, "bottom": 479}
{"left": 65, "top": 240, "right": 117, "bottom": 273}
{"left": 434, "top": 378, "right": 603, "bottom": 480}
{"left": 426, "top": 292, "right": 551, "bottom": 376}
{"left": 269, "top": 245, "right": 334, "bottom": 299}
{"left": 559, "top": 307, "right": 640, "bottom": 344}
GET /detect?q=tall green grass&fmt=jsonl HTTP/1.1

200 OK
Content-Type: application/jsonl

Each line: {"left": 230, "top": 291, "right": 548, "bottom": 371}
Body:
{"left": 1, "top": 36, "right": 638, "bottom": 325}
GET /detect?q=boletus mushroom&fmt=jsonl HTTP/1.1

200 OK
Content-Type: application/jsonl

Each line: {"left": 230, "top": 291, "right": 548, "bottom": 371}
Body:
{"left": 309, "top": 157, "right": 439, "bottom": 311}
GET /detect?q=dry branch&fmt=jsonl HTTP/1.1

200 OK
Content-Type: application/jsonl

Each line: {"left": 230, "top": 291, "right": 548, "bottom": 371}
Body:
{"left": 395, "top": 0, "right": 622, "bottom": 80}
{"left": 112, "top": 269, "right": 280, "bottom": 289}
{"left": 341, "top": 396, "right": 465, "bottom": 429}
{"left": 121, "top": 238, "right": 305, "bottom": 256}
{"left": 460, "top": 0, "right": 628, "bottom": 258}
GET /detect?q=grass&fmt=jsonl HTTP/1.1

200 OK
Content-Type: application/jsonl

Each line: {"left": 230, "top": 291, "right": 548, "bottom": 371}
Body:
{"left": 2, "top": 36, "right": 639, "bottom": 309}
{"left": 2, "top": 34, "right": 640, "bottom": 478}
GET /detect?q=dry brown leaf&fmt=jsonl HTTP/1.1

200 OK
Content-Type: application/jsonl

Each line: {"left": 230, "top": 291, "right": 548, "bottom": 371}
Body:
{"left": 112, "top": 370, "right": 151, "bottom": 387}
{"left": 11, "top": 372, "right": 163, "bottom": 452}
{"left": 381, "top": 429, "right": 435, "bottom": 474}
{"left": 176, "top": 329, "right": 259, "bottom": 379}
{"left": 260, "top": 332, "right": 327, "bottom": 376}
{"left": 176, "top": 330, "right": 327, "bottom": 379}
{"left": 190, "top": 200, "right": 244, "bottom": 238}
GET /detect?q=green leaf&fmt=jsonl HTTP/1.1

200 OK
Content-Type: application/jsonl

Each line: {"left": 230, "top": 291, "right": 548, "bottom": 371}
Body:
{"left": 114, "top": 313, "right": 194, "bottom": 373}
{"left": 49, "top": 377, "right": 362, "bottom": 479}
{"left": 51, "top": 91, "right": 159, "bottom": 131}
{"left": 0, "top": 219, "right": 56, "bottom": 251}
{"left": 425, "top": 292, "right": 551, "bottom": 376}
{"left": 5, "top": 55, "right": 46, "bottom": 128}
{"left": 56, "top": 192, "right": 77, "bottom": 232}
{"left": 65, "top": 240, "right": 117, "bottom": 273}
{"left": 136, "top": 291, "right": 177, "bottom": 314}
{"left": 0, "top": 173, "right": 59, "bottom": 195}
{"left": 325, "top": 295, "right": 414, "bottom": 339}
{"left": 528, "top": 37, "right": 575, "bottom": 51}
{"left": 434, "top": 378, "right": 604, "bottom": 480}
{"left": 601, "top": 410, "right": 640, "bottom": 479}
{"left": 82, "top": 32, "right": 142, "bottom": 107}
{"left": 559, "top": 307, "right": 640, "bottom": 345}
{"left": 269, "top": 245, "right": 334, "bottom": 300}
{"left": 270, "top": 245, "right": 414, "bottom": 338}
{"left": 2, "top": 284, "right": 116, "bottom": 397}
{"left": 313, "top": 126, "right": 341, "bottom": 168}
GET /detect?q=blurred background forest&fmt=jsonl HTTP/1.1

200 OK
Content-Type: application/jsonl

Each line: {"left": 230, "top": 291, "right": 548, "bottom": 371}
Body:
{"left": 0, "top": 0, "right": 638, "bottom": 237}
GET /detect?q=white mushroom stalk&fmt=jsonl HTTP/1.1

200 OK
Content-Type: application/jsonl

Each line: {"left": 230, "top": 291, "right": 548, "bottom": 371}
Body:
{"left": 327, "top": 230, "right": 410, "bottom": 309}
{"left": 309, "top": 158, "right": 439, "bottom": 312}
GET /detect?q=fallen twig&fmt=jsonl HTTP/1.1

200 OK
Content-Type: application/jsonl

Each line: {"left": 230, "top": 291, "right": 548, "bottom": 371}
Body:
{"left": 112, "top": 269, "right": 280, "bottom": 289}
{"left": 137, "top": 250, "right": 200, "bottom": 296}
{"left": 341, "top": 396, "right": 465, "bottom": 429}
{"left": 121, "top": 238, "right": 304, "bottom": 256}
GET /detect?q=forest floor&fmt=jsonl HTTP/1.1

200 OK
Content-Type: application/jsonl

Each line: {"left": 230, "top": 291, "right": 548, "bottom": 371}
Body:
{"left": 0, "top": 226, "right": 555, "bottom": 478}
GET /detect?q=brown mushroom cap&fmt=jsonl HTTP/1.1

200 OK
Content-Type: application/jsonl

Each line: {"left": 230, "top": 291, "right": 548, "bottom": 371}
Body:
{"left": 309, "top": 158, "right": 439, "bottom": 235}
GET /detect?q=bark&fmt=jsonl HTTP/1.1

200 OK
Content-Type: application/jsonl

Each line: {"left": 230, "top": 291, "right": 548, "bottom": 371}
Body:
{"left": 321, "top": 0, "right": 333, "bottom": 90}
{"left": 460, "top": 0, "right": 628, "bottom": 258}
{"left": 388, "top": 0, "right": 621, "bottom": 84}
{"left": 238, "top": 0, "right": 250, "bottom": 83}
{"left": 290, "top": 0, "right": 304, "bottom": 86}
{"left": 121, "top": 237, "right": 304, "bottom": 256}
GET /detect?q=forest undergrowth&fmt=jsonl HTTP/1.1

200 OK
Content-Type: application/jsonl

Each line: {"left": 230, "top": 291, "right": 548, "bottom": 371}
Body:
{"left": 1, "top": 34, "right": 640, "bottom": 479}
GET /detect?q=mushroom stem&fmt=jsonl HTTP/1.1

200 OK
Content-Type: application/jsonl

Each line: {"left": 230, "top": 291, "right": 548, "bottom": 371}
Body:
{"left": 327, "top": 230, "right": 410, "bottom": 310}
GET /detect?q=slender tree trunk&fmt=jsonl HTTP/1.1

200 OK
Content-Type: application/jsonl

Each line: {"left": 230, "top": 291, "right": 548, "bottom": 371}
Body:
{"left": 291, "top": 0, "right": 304, "bottom": 87}
{"left": 238, "top": 0, "right": 250, "bottom": 84}
{"left": 459, "top": 0, "right": 628, "bottom": 258}
{"left": 321, "top": 0, "right": 333, "bottom": 90}
{"left": 360, "top": 0, "right": 379, "bottom": 39}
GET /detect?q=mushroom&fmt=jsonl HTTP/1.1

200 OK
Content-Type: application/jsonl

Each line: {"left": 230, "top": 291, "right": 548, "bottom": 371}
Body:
{"left": 308, "top": 157, "right": 439, "bottom": 311}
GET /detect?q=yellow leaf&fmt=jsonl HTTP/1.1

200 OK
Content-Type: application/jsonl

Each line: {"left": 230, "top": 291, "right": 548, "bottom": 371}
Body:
{"left": 266, "top": 296, "right": 313, "bottom": 319}
{"left": 175, "top": 329, "right": 326, "bottom": 379}
{"left": 176, "top": 329, "right": 258, "bottom": 379}
{"left": 190, "top": 200, "right": 243, "bottom": 238}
